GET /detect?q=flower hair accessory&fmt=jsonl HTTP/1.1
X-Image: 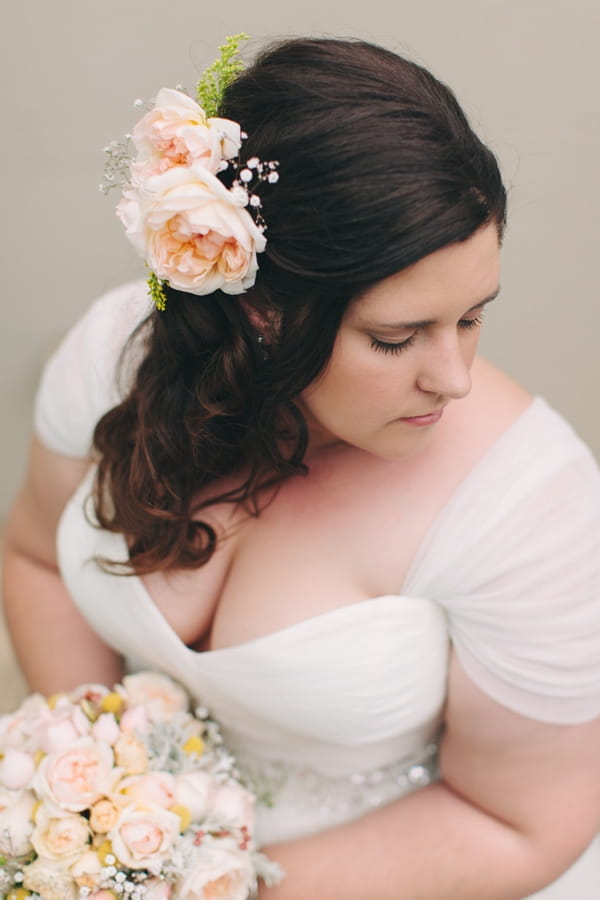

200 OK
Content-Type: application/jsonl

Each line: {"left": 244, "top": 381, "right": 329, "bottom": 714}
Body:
{"left": 104, "top": 35, "right": 279, "bottom": 310}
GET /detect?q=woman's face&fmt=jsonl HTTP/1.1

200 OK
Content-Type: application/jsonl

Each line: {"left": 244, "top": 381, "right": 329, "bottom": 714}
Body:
{"left": 298, "top": 223, "right": 501, "bottom": 459}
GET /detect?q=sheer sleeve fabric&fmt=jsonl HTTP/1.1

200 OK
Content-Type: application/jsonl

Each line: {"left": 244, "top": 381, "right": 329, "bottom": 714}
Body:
{"left": 33, "top": 281, "right": 151, "bottom": 457}
{"left": 405, "top": 399, "right": 600, "bottom": 724}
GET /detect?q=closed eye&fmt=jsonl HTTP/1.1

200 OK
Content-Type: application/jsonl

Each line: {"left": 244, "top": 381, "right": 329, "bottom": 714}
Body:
{"left": 370, "top": 335, "right": 416, "bottom": 355}
{"left": 370, "top": 312, "right": 485, "bottom": 356}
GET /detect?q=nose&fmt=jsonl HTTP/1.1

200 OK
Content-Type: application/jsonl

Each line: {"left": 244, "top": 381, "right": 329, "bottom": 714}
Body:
{"left": 415, "top": 333, "right": 472, "bottom": 400}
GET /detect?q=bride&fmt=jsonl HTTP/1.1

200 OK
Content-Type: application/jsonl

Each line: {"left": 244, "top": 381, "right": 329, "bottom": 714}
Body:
{"left": 3, "top": 36, "right": 600, "bottom": 899}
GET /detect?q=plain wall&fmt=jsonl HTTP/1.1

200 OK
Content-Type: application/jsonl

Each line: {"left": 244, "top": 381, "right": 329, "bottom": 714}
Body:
{"left": 1, "top": 0, "right": 599, "bottom": 520}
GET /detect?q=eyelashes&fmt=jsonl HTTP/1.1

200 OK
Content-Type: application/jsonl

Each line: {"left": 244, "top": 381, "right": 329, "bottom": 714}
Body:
{"left": 370, "top": 314, "right": 485, "bottom": 356}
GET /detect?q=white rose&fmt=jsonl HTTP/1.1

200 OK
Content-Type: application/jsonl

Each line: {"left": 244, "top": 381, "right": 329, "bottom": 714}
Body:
{"left": 209, "top": 782, "right": 256, "bottom": 832}
{"left": 109, "top": 804, "right": 181, "bottom": 869}
{"left": 22, "top": 856, "right": 78, "bottom": 900}
{"left": 0, "top": 788, "right": 36, "bottom": 856}
{"left": 173, "top": 771, "right": 214, "bottom": 821}
{"left": 32, "top": 806, "right": 91, "bottom": 861}
{"left": 0, "top": 747, "right": 36, "bottom": 790}
{"left": 176, "top": 838, "right": 254, "bottom": 900}
{"left": 116, "top": 165, "right": 266, "bottom": 296}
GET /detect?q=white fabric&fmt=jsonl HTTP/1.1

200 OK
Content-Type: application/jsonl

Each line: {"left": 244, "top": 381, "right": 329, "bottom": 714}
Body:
{"left": 35, "top": 282, "right": 600, "bottom": 898}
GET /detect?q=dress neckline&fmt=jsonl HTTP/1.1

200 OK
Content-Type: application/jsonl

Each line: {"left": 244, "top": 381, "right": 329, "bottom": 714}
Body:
{"left": 89, "top": 397, "right": 544, "bottom": 659}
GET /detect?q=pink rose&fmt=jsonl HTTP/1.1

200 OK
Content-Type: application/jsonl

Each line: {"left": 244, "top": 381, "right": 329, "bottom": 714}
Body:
{"left": 118, "top": 772, "right": 176, "bottom": 809}
{"left": 116, "top": 165, "right": 266, "bottom": 296}
{"left": 174, "top": 772, "right": 214, "bottom": 821}
{"left": 0, "top": 788, "right": 36, "bottom": 856}
{"left": 32, "top": 807, "right": 91, "bottom": 861}
{"left": 67, "top": 684, "right": 111, "bottom": 706}
{"left": 132, "top": 88, "right": 241, "bottom": 177}
{"left": 176, "top": 839, "right": 254, "bottom": 900}
{"left": 0, "top": 747, "right": 36, "bottom": 790}
{"left": 38, "top": 703, "right": 91, "bottom": 753}
{"left": 120, "top": 672, "right": 190, "bottom": 720}
{"left": 0, "top": 693, "right": 49, "bottom": 751}
{"left": 209, "top": 782, "right": 255, "bottom": 833}
{"left": 119, "top": 703, "right": 149, "bottom": 734}
{"left": 109, "top": 804, "right": 181, "bottom": 869}
{"left": 35, "top": 738, "right": 115, "bottom": 812}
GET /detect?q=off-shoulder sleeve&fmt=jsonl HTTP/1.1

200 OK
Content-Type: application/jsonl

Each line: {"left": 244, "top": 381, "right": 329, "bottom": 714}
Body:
{"left": 405, "top": 399, "right": 600, "bottom": 724}
{"left": 34, "top": 281, "right": 152, "bottom": 457}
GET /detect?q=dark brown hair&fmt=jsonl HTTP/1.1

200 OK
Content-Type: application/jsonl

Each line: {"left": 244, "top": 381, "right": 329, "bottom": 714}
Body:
{"left": 93, "top": 37, "right": 507, "bottom": 573}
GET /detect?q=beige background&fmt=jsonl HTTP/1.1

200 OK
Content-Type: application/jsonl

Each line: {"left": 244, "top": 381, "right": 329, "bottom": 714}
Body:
{"left": 0, "top": 2, "right": 598, "bottom": 703}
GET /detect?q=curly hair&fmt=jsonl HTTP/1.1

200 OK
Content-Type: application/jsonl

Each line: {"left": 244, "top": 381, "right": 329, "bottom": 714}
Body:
{"left": 92, "top": 37, "right": 507, "bottom": 574}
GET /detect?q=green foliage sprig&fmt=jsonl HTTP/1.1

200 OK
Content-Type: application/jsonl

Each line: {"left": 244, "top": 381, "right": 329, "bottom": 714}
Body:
{"left": 147, "top": 271, "right": 168, "bottom": 312}
{"left": 196, "top": 33, "right": 249, "bottom": 117}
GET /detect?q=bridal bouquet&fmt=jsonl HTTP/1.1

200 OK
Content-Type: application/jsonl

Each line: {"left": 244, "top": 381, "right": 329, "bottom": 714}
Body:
{"left": 0, "top": 672, "right": 280, "bottom": 900}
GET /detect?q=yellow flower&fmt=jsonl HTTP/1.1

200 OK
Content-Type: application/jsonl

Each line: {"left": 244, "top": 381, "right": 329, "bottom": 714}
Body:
{"left": 182, "top": 735, "right": 204, "bottom": 756}
{"left": 171, "top": 803, "right": 192, "bottom": 832}
{"left": 96, "top": 838, "right": 115, "bottom": 864}
{"left": 47, "top": 693, "right": 66, "bottom": 710}
{"left": 7, "top": 889, "right": 32, "bottom": 900}
{"left": 99, "top": 692, "right": 124, "bottom": 714}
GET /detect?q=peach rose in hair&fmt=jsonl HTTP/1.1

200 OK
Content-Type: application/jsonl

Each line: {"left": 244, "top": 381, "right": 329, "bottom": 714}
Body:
{"left": 132, "top": 88, "right": 241, "bottom": 178}
{"left": 117, "top": 165, "right": 266, "bottom": 296}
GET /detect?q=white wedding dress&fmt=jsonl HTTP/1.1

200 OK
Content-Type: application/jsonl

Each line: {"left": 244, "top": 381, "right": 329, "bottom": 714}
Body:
{"left": 35, "top": 282, "right": 600, "bottom": 898}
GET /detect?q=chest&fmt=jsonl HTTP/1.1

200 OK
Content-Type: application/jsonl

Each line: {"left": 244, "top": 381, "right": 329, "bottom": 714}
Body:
{"left": 141, "top": 439, "right": 468, "bottom": 651}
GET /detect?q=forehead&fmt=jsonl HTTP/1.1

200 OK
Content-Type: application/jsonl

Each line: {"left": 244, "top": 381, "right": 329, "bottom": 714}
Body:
{"left": 348, "top": 224, "right": 500, "bottom": 324}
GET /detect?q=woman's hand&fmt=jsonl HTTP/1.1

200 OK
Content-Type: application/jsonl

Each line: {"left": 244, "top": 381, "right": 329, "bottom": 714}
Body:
{"left": 2, "top": 437, "right": 123, "bottom": 693}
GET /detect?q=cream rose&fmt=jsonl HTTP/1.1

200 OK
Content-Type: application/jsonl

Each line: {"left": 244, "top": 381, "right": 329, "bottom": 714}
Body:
{"left": 69, "top": 848, "right": 103, "bottom": 888}
{"left": 132, "top": 88, "right": 241, "bottom": 177}
{"left": 120, "top": 671, "right": 190, "bottom": 720}
{"left": 35, "top": 738, "right": 115, "bottom": 812}
{"left": 108, "top": 804, "right": 181, "bottom": 869}
{"left": 89, "top": 797, "right": 121, "bottom": 832}
{"left": 0, "top": 788, "right": 36, "bottom": 856}
{"left": 113, "top": 732, "right": 148, "bottom": 775}
{"left": 176, "top": 839, "right": 254, "bottom": 900}
{"left": 116, "top": 165, "right": 266, "bottom": 296}
{"left": 32, "top": 807, "right": 91, "bottom": 861}
{"left": 22, "top": 857, "right": 78, "bottom": 900}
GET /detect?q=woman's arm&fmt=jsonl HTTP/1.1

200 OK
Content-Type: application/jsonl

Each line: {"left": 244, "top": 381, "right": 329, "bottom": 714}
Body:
{"left": 259, "top": 653, "right": 600, "bottom": 899}
{"left": 2, "top": 437, "right": 123, "bottom": 694}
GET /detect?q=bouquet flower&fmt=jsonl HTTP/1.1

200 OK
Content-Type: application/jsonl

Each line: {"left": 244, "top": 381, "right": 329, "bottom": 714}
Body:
{"left": 0, "top": 672, "right": 281, "bottom": 900}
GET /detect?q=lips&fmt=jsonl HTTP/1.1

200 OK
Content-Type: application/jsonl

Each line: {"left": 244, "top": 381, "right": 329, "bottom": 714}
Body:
{"left": 399, "top": 408, "right": 444, "bottom": 426}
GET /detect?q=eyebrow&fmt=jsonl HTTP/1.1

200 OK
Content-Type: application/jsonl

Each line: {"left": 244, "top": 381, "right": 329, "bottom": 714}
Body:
{"left": 363, "top": 286, "right": 501, "bottom": 331}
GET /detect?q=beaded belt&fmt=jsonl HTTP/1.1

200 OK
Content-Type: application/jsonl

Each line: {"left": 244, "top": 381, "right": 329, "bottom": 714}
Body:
{"left": 237, "top": 742, "right": 439, "bottom": 816}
